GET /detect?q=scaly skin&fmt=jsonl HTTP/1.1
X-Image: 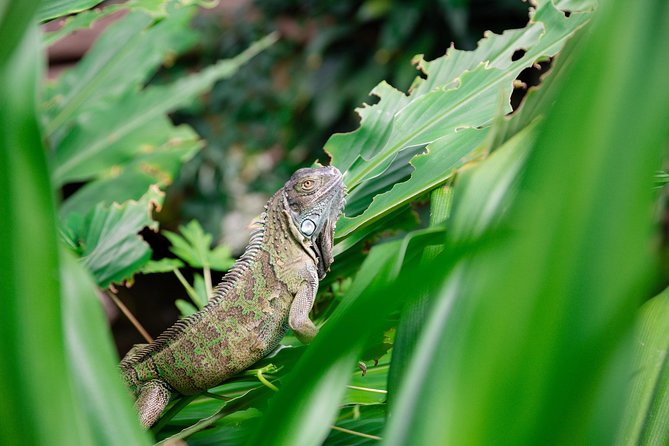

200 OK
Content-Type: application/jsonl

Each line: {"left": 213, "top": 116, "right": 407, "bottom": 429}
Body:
{"left": 120, "top": 166, "right": 345, "bottom": 428}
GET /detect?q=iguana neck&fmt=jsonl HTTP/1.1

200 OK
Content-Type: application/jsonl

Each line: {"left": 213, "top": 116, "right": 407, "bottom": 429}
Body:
{"left": 263, "top": 191, "right": 317, "bottom": 264}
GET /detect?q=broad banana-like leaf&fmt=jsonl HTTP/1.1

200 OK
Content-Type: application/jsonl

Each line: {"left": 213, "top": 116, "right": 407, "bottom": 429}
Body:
{"left": 58, "top": 121, "right": 202, "bottom": 217}
{"left": 330, "top": 0, "right": 592, "bottom": 239}
{"left": 43, "top": 7, "right": 198, "bottom": 143}
{"left": 50, "top": 30, "right": 277, "bottom": 185}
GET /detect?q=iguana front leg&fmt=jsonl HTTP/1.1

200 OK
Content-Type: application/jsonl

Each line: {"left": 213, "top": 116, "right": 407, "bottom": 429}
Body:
{"left": 135, "top": 380, "right": 172, "bottom": 428}
{"left": 289, "top": 278, "right": 319, "bottom": 344}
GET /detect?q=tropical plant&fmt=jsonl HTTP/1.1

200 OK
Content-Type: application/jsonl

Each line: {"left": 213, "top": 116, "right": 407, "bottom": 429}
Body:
{"left": 1, "top": 0, "right": 669, "bottom": 445}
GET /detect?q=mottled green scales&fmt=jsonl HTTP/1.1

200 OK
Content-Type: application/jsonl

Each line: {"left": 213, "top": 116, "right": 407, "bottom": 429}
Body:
{"left": 120, "top": 166, "right": 345, "bottom": 427}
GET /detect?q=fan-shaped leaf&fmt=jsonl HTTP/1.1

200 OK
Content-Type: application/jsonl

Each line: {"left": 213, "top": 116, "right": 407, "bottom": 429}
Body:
{"left": 62, "top": 187, "right": 164, "bottom": 287}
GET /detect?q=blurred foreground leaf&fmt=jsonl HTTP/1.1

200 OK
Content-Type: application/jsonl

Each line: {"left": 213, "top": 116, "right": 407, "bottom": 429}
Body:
{"left": 618, "top": 287, "right": 669, "bottom": 445}
{"left": 385, "top": 0, "right": 669, "bottom": 444}
{"left": 61, "top": 251, "right": 151, "bottom": 443}
{"left": 0, "top": 5, "right": 147, "bottom": 443}
{"left": 0, "top": 18, "right": 82, "bottom": 444}
{"left": 37, "top": 0, "right": 105, "bottom": 22}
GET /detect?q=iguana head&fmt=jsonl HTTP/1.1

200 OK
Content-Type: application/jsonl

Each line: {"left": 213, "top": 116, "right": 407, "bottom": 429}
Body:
{"left": 282, "top": 165, "right": 346, "bottom": 278}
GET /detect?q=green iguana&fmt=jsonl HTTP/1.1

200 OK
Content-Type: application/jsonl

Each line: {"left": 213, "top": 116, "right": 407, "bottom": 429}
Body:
{"left": 120, "top": 166, "right": 346, "bottom": 427}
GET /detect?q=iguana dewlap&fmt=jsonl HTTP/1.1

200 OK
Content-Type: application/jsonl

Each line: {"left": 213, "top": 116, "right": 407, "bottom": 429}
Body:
{"left": 120, "top": 166, "right": 345, "bottom": 427}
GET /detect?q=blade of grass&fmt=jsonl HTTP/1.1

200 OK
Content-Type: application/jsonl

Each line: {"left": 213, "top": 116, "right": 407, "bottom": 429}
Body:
{"left": 0, "top": 19, "right": 84, "bottom": 444}
{"left": 61, "top": 251, "right": 151, "bottom": 443}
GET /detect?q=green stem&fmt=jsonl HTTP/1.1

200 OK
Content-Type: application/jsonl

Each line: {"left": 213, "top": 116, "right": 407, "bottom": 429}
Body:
{"left": 172, "top": 268, "right": 202, "bottom": 307}
{"left": 203, "top": 263, "right": 213, "bottom": 304}
{"left": 330, "top": 425, "right": 382, "bottom": 441}
{"left": 346, "top": 385, "right": 387, "bottom": 394}
{"left": 423, "top": 183, "right": 454, "bottom": 261}
{"left": 257, "top": 369, "right": 279, "bottom": 392}
{"left": 151, "top": 395, "right": 197, "bottom": 433}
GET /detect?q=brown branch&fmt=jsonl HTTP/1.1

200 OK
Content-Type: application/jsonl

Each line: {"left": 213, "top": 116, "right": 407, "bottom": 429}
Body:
{"left": 106, "top": 290, "right": 153, "bottom": 343}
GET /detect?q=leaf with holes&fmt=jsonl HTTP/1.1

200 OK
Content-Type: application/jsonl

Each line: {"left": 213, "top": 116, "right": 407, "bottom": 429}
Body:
{"left": 329, "top": 0, "right": 592, "bottom": 239}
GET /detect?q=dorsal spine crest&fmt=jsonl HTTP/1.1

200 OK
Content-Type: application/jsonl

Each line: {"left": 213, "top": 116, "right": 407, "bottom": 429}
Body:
{"left": 120, "top": 207, "right": 271, "bottom": 368}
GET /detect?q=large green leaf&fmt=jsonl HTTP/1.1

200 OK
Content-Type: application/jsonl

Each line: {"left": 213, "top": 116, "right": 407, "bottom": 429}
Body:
{"left": 58, "top": 121, "right": 202, "bottom": 217}
{"left": 384, "top": 0, "right": 669, "bottom": 444}
{"left": 0, "top": 7, "right": 145, "bottom": 443}
{"left": 50, "top": 31, "right": 277, "bottom": 185}
{"left": 60, "top": 251, "right": 151, "bottom": 443}
{"left": 617, "top": 287, "right": 669, "bottom": 445}
{"left": 43, "top": 7, "right": 198, "bottom": 142}
{"left": 62, "top": 187, "right": 163, "bottom": 287}
{"left": 0, "top": 18, "right": 84, "bottom": 444}
{"left": 329, "top": 0, "right": 592, "bottom": 239}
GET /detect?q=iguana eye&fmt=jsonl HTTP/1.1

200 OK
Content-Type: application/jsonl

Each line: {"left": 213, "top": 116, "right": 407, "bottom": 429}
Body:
{"left": 301, "top": 179, "right": 315, "bottom": 190}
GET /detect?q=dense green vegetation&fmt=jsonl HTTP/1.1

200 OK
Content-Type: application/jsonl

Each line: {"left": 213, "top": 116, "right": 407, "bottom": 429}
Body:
{"left": 1, "top": 0, "right": 669, "bottom": 444}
